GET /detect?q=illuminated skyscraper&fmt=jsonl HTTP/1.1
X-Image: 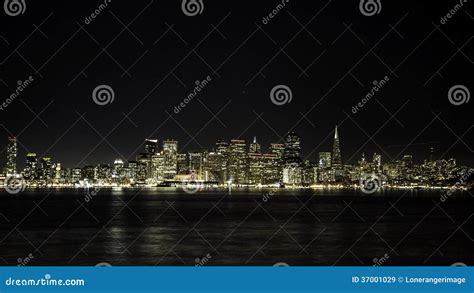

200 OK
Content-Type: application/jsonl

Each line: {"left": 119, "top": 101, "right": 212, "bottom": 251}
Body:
{"left": 204, "top": 151, "right": 227, "bottom": 182}
{"left": 95, "top": 164, "right": 111, "bottom": 182}
{"left": 318, "top": 152, "right": 332, "bottom": 169}
{"left": 137, "top": 152, "right": 152, "bottom": 180}
{"left": 215, "top": 141, "right": 229, "bottom": 181}
{"left": 24, "top": 153, "right": 38, "bottom": 180}
{"left": 40, "top": 157, "right": 53, "bottom": 182}
{"left": 72, "top": 168, "right": 82, "bottom": 182}
{"left": 113, "top": 159, "right": 124, "bottom": 182}
{"left": 127, "top": 161, "right": 137, "bottom": 182}
{"left": 151, "top": 154, "right": 165, "bottom": 182}
{"left": 227, "top": 140, "right": 246, "bottom": 184}
{"left": 283, "top": 132, "right": 301, "bottom": 160}
{"left": 144, "top": 139, "right": 158, "bottom": 155}
{"left": 163, "top": 139, "right": 178, "bottom": 180}
{"left": 247, "top": 152, "right": 263, "bottom": 185}
{"left": 283, "top": 132, "right": 302, "bottom": 185}
{"left": 249, "top": 136, "right": 261, "bottom": 154}
{"left": 269, "top": 143, "right": 284, "bottom": 158}
{"left": 176, "top": 153, "right": 188, "bottom": 175}
{"left": 331, "top": 126, "right": 342, "bottom": 169}
{"left": 6, "top": 137, "right": 17, "bottom": 175}
{"left": 188, "top": 151, "right": 203, "bottom": 180}
{"left": 373, "top": 153, "right": 382, "bottom": 173}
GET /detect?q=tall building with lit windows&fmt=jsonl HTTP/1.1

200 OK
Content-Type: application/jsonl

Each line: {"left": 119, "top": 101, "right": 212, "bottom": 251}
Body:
{"left": 331, "top": 126, "right": 345, "bottom": 181}
{"left": 216, "top": 141, "right": 229, "bottom": 181}
{"left": 282, "top": 132, "right": 302, "bottom": 185}
{"left": 227, "top": 140, "right": 247, "bottom": 184}
{"left": 24, "top": 153, "right": 38, "bottom": 180}
{"left": 163, "top": 139, "right": 178, "bottom": 180}
{"left": 151, "top": 154, "right": 165, "bottom": 182}
{"left": 249, "top": 136, "right": 261, "bottom": 153}
{"left": 176, "top": 153, "right": 188, "bottom": 175}
{"left": 373, "top": 153, "right": 382, "bottom": 173}
{"left": 247, "top": 152, "right": 264, "bottom": 185}
{"left": 319, "top": 152, "right": 332, "bottom": 169}
{"left": 40, "top": 157, "right": 53, "bottom": 182}
{"left": 188, "top": 151, "right": 203, "bottom": 180}
{"left": 331, "top": 126, "right": 342, "bottom": 169}
{"left": 144, "top": 139, "right": 158, "bottom": 155}
{"left": 5, "top": 137, "right": 17, "bottom": 175}
{"left": 318, "top": 152, "right": 333, "bottom": 182}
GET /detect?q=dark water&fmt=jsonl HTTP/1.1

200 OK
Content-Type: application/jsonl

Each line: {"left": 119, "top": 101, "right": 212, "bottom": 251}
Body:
{"left": 0, "top": 188, "right": 472, "bottom": 266}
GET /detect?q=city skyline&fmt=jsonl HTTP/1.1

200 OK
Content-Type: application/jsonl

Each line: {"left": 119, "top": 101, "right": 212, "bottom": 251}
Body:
{"left": 1, "top": 125, "right": 470, "bottom": 189}
{"left": 1, "top": 125, "right": 470, "bottom": 171}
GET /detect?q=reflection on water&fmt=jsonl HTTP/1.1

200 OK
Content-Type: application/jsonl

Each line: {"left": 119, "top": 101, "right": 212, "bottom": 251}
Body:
{"left": 0, "top": 188, "right": 472, "bottom": 266}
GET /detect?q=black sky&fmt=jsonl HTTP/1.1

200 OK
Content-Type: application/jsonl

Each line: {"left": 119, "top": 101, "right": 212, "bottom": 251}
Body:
{"left": 0, "top": 0, "right": 472, "bottom": 169}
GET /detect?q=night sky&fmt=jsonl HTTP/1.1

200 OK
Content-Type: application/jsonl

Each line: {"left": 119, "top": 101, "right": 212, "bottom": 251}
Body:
{"left": 0, "top": 0, "right": 472, "bottom": 169}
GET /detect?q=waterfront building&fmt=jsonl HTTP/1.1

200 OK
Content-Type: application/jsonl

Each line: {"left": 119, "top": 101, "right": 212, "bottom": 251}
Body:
{"left": 227, "top": 140, "right": 247, "bottom": 184}
{"left": 5, "top": 137, "right": 17, "bottom": 175}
